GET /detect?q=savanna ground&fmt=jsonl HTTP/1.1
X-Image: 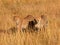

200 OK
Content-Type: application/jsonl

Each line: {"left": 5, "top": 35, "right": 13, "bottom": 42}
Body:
{"left": 0, "top": 0, "right": 60, "bottom": 45}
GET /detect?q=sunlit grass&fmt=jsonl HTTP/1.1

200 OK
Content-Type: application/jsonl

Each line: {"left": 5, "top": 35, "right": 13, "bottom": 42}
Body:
{"left": 0, "top": 0, "right": 60, "bottom": 45}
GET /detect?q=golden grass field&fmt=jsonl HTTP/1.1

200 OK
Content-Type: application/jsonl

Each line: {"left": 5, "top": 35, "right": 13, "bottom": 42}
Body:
{"left": 0, "top": 0, "right": 60, "bottom": 45}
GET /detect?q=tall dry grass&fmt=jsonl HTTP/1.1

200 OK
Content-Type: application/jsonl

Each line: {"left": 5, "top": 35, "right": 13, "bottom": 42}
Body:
{"left": 0, "top": 0, "right": 60, "bottom": 45}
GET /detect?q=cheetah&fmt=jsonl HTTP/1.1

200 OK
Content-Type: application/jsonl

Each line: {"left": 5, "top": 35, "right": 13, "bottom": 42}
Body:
{"left": 21, "top": 15, "right": 37, "bottom": 32}
{"left": 13, "top": 16, "right": 22, "bottom": 32}
{"left": 35, "top": 15, "right": 48, "bottom": 31}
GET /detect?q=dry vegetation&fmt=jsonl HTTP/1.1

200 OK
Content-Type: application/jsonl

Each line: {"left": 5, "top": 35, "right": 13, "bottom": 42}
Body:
{"left": 0, "top": 0, "right": 60, "bottom": 45}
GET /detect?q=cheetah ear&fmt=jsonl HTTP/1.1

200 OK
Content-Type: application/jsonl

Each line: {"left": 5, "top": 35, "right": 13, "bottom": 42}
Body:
{"left": 13, "top": 16, "right": 19, "bottom": 21}
{"left": 13, "top": 16, "right": 20, "bottom": 25}
{"left": 40, "top": 15, "right": 47, "bottom": 20}
{"left": 41, "top": 15, "right": 45, "bottom": 19}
